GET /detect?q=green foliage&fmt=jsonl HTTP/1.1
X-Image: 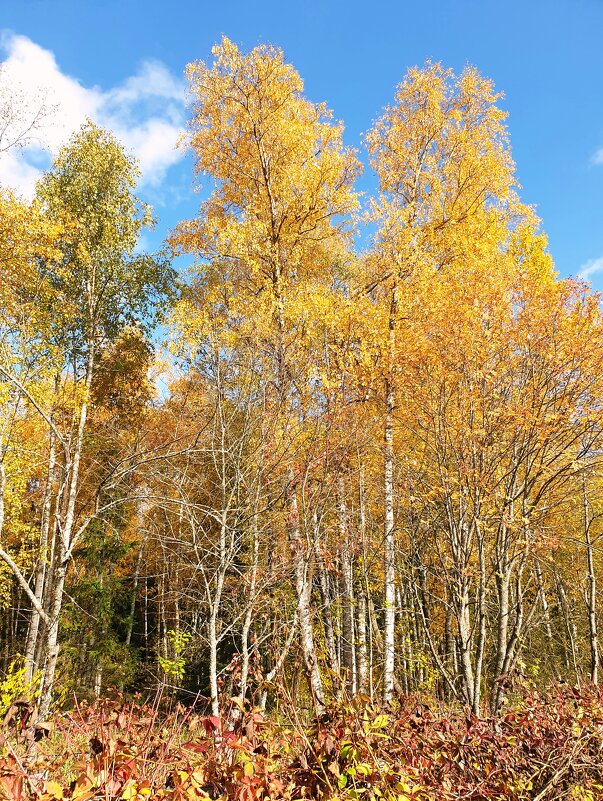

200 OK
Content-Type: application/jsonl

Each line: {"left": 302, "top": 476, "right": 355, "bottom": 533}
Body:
{"left": 159, "top": 629, "right": 192, "bottom": 681}
{"left": 36, "top": 120, "right": 177, "bottom": 357}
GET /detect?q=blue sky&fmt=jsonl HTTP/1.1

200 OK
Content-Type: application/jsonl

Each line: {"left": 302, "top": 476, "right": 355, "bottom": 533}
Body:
{"left": 1, "top": 0, "right": 603, "bottom": 286}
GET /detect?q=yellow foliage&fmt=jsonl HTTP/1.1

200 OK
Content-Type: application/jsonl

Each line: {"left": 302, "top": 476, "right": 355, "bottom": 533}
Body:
{"left": 0, "top": 658, "right": 40, "bottom": 720}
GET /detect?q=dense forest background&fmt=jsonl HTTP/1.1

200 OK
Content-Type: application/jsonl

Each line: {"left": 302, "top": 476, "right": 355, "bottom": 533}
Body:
{"left": 1, "top": 37, "right": 603, "bottom": 725}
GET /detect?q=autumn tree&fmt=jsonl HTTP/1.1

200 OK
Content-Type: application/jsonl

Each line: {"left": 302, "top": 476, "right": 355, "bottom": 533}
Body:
{"left": 1, "top": 38, "right": 603, "bottom": 724}
{"left": 364, "top": 62, "right": 522, "bottom": 704}
{"left": 172, "top": 37, "right": 360, "bottom": 713}
{"left": 0, "top": 121, "right": 174, "bottom": 715}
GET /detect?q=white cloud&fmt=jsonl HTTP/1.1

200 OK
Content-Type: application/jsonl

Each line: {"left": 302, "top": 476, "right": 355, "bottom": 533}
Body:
{"left": 0, "top": 148, "right": 45, "bottom": 196}
{"left": 577, "top": 256, "right": 603, "bottom": 281}
{"left": 105, "top": 60, "right": 183, "bottom": 106}
{"left": 0, "top": 32, "right": 185, "bottom": 197}
{"left": 111, "top": 119, "right": 184, "bottom": 185}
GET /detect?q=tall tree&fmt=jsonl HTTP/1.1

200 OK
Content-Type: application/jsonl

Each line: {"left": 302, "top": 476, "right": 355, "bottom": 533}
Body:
{"left": 0, "top": 121, "right": 174, "bottom": 715}
{"left": 172, "top": 37, "right": 360, "bottom": 713}
{"left": 364, "top": 62, "right": 521, "bottom": 704}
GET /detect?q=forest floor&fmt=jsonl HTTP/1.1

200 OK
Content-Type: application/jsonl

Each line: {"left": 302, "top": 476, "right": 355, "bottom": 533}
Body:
{"left": 1, "top": 685, "right": 603, "bottom": 801}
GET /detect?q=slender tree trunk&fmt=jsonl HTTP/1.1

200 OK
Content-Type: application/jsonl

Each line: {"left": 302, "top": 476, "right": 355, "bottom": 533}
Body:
{"left": 338, "top": 477, "right": 355, "bottom": 695}
{"left": 312, "top": 511, "right": 339, "bottom": 678}
{"left": 356, "top": 459, "right": 371, "bottom": 698}
{"left": 39, "top": 346, "right": 94, "bottom": 719}
{"left": 534, "top": 560, "right": 561, "bottom": 681}
{"left": 239, "top": 512, "right": 259, "bottom": 705}
{"left": 457, "top": 581, "right": 476, "bottom": 708}
{"left": 208, "top": 604, "right": 222, "bottom": 717}
{"left": 583, "top": 478, "right": 599, "bottom": 684}
{"left": 556, "top": 575, "right": 581, "bottom": 685}
{"left": 259, "top": 611, "right": 298, "bottom": 711}
{"left": 383, "top": 373, "right": 396, "bottom": 703}
{"left": 289, "top": 475, "right": 325, "bottom": 713}
{"left": 126, "top": 535, "right": 147, "bottom": 647}
{"left": 25, "top": 426, "right": 57, "bottom": 683}
{"left": 443, "top": 602, "right": 454, "bottom": 691}
{"left": 473, "top": 523, "right": 486, "bottom": 715}
{"left": 494, "top": 528, "right": 511, "bottom": 682}
{"left": 209, "top": 508, "right": 227, "bottom": 718}
{"left": 383, "top": 278, "right": 398, "bottom": 704}
{"left": 357, "top": 589, "right": 369, "bottom": 695}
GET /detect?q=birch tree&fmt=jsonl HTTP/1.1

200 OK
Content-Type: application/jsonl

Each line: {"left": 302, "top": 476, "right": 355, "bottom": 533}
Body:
{"left": 172, "top": 37, "right": 360, "bottom": 714}
{"left": 0, "top": 121, "right": 174, "bottom": 716}
{"left": 365, "top": 62, "right": 520, "bottom": 703}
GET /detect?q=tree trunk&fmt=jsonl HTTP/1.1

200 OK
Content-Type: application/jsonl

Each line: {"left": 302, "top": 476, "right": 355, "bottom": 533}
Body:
{"left": 556, "top": 575, "right": 581, "bottom": 685}
{"left": 383, "top": 277, "right": 398, "bottom": 704}
{"left": 338, "top": 477, "right": 355, "bottom": 695}
{"left": 534, "top": 560, "right": 561, "bottom": 682}
{"left": 383, "top": 373, "right": 396, "bottom": 703}
{"left": 312, "top": 511, "right": 339, "bottom": 679}
{"left": 38, "top": 348, "right": 93, "bottom": 719}
{"left": 24, "top": 426, "right": 56, "bottom": 684}
{"left": 356, "top": 589, "right": 369, "bottom": 695}
{"left": 583, "top": 478, "right": 599, "bottom": 684}
{"left": 289, "top": 476, "right": 325, "bottom": 714}
{"left": 473, "top": 523, "right": 486, "bottom": 715}
{"left": 239, "top": 512, "right": 259, "bottom": 706}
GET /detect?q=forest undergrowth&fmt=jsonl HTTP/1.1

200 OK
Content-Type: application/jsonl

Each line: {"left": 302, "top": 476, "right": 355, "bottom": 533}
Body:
{"left": 2, "top": 684, "right": 603, "bottom": 801}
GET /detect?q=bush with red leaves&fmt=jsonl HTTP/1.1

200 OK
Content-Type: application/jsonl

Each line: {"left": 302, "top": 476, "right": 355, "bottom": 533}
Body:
{"left": 1, "top": 685, "right": 603, "bottom": 800}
